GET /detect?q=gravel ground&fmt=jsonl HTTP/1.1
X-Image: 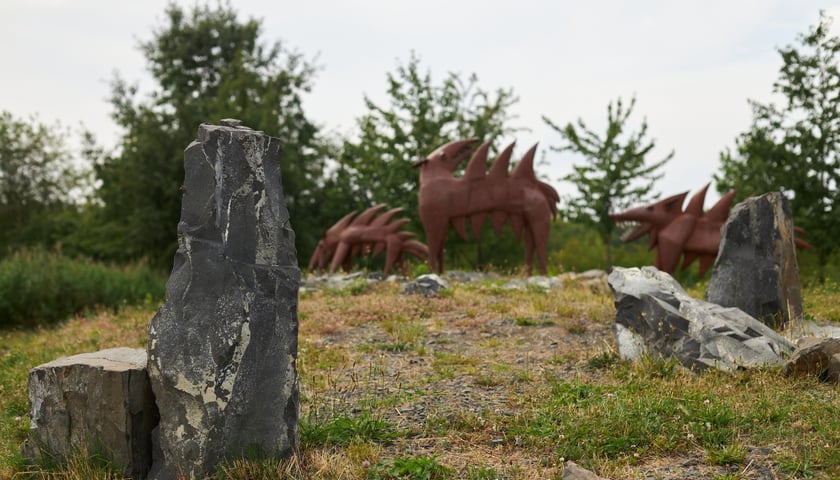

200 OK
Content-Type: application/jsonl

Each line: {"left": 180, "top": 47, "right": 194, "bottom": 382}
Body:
{"left": 298, "top": 276, "right": 794, "bottom": 479}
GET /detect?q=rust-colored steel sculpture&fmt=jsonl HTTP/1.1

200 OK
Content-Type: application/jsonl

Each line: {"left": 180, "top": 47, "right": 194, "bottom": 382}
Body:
{"left": 308, "top": 204, "right": 428, "bottom": 275}
{"left": 610, "top": 184, "right": 813, "bottom": 276}
{"left": 413, "top": 138, "right": 560, "bottom": 275}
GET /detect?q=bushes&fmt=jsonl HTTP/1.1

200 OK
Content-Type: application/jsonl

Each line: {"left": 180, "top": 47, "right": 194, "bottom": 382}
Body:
{"left": 0, "top": 248, "right": 165, "bottom": 328}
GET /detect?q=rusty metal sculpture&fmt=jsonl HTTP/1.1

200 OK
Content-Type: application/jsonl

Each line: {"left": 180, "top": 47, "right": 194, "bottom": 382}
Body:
{"left": 610, "top": 184, "right": 812, "bottom": 276}
{"left": 413, "top": 138, "right": 560, "bottom": 275}
{"left": 308, "top": 204, "right": 428, "bottom": 275}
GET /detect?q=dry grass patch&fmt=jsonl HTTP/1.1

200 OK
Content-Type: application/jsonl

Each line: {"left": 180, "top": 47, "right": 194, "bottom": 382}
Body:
{"left": 3, "top": 276, "right": 840, "bottom": 479}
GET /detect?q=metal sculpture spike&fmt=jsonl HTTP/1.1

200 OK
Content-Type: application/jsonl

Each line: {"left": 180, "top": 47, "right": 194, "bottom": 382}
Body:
{"left": 610, "top": 184, "right": 813, "bottom": 276}
{"left": 413, "top": 139, "right": 560, "bottom": 275}
{"left": 308, "top": 205, "right": 428, "bottom": 275}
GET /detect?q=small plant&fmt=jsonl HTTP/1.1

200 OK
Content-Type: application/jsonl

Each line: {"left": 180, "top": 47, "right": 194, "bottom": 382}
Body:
{"left": 707, "top": 442, "right": 747, "bottom": 466}
{"left": 514, "top": 316, "right": 554, "bottom": 327}
{"left": 466, "top": 465, "right": 499, "bottom": 479}
{"left": 299, "top": 412, "right": 396, "bottom": 447}
{"left": 635, "top": 354, "right": 681, "bottom": 379}
{"left": 370, "top": 455, "right": 451, "bottom": 480}
{"left": 587, "top": 351, "right": 619, "bottom": 369}
{"left": 473, "top": 373, "right": 504, "bottom": 387}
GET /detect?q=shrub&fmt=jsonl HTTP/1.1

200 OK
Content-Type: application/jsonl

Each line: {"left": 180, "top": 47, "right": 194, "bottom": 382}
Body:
{"left": 0, "top": 248, "right": 165, "bottom": 328}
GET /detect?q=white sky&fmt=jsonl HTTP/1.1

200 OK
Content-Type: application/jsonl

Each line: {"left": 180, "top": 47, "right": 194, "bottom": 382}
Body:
{"left": 2, "top": 0, "right": 840, "bottom": 208}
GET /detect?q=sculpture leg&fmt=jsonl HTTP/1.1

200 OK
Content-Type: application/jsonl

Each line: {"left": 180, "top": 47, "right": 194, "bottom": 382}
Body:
{"left": 523, "top": 228, "right": 534, "bottom": 276}
{"left": 384, "top": 235, "right": 402, "bottom": 276}
{"left": 531, "top": 221, "right": 549, "bottom": 276}
{"left": 329, "top": 242, "right": 351, "bottom": 273}
{"left": 422, "top": 216, "right": 447, "bottom": 274}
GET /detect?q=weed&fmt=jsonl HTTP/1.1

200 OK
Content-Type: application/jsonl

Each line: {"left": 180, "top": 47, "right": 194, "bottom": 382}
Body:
{"left": 370, "top": 455, "right": 451, "bottom": 480}
{"left": 466, "top": 465, "right": 499, "bottom": 479}
{"left": 300, "top": 412, "right": 396, "bottom": 447}
{"left": 635, "top": 355, "right": 681, "bottom": 379}
{"left": 514, "top": 317, "right": 554, "bottom": 327}
{"left": 587, "top": 351, "right": 619, "bottom": 369}
{"left": 474, "top": 373, "right": 504, "bottom": 387}
{"left": 707, "top": 442, "right": 747, "bottom": 465}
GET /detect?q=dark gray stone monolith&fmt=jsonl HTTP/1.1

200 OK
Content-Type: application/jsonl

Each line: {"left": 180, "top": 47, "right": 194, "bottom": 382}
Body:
{"left": 706, "top": 192, "right": 802, "bottom": 329}
{"left": 609, "top": 266, "right": 794, "bottom": 371}
{"left": 147, "top": 120, "right": 300, "bottom": 479}
{"left": 23, "top": 348, "right": 157, "bottom": 479}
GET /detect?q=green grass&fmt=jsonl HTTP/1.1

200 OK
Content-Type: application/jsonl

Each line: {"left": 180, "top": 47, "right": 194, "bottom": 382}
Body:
{"left": 0, "top": 248, "right": 165, "bottom": 328}
{"left": 369, "top": 456, "right": 451, "bottom": 479}
{"left": 300, "top": 412, "right": 396, "bottom": 447}
{"left": 2, "top": 276, "right": 840, "bottom": 478}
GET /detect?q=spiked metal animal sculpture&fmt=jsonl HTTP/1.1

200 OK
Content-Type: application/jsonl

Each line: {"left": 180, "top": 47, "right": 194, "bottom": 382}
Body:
{"left": 308, "top": 204, "right": 428, "bottom": 275}
{"left": 610, "top": 184, "right": 813, "bottom": 276}
{"left": 413, "top": 139, "right": 560, "bottom": 275}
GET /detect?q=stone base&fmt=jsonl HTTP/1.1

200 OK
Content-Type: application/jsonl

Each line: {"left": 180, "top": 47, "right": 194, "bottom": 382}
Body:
{"left": 24, "top": 347, "right": 159, "bottom": 478}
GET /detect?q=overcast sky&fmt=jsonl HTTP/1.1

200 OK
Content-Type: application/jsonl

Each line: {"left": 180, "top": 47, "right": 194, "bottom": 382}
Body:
{"left": 2, "top": 0, "right": 839, "bottom": 207}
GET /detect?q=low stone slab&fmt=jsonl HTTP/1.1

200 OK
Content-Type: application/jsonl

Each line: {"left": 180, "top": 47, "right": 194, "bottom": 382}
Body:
{"left": 609, "top": 266, "right": 794, "bottom": 371}
{"left": 23, "top": 347, "right": 158, "bottom": 478}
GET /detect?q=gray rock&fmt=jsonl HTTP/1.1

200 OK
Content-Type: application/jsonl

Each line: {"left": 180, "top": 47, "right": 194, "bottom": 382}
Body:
{"left": 788, "top": 320, "right": 840, "bottom": 339}
{"left": 563, "top": 461, "right": 607, "bottom": 480}
{"left": 147, "top": 121, "right": 300, "bottom": 479}
{"left": 443, "top": 270, "right": 498, "bottom": 283}
{"left": 23, "top": 348, "right": 158, "bottom": 478}
{"left": 301, "top": 271, "right": 386, "bottom": 293}
{"left": 503, "top": 276, "right": 563, "bottom": 291}
{"left": 785, "top": 337, "right": 840, "bottom": 382}
{"left": 558, "top": 269, "right": 609, "bottom": 293}
{"left": 706, "top": 192, "right": 803, "bottom": 329}
{"left": 401, "top": 274, "right": 448, "bottom": 296}
{"left": 609, "top": 266, "right": 794, "bottom": 371}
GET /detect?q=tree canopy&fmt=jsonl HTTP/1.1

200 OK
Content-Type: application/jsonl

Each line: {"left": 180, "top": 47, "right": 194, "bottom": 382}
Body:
{"left": 544, "top": 96, "right": 672, "bottom": 267}
{"left": 335, "top": 54, "right": 525, "bottom": 270}
{"left": 94, "top": 2, "right": 327, "bottom": 265}
{"left": 339, "top": 53, "right": 520, "bottom": 219}
{"left": 715, "top": 11, "right": 840, "bottom": 281}
{"left": 0, "top": 111, "right": 88, "bottom": 253}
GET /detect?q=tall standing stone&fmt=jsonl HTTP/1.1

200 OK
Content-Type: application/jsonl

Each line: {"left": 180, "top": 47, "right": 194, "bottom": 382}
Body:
{"left": 147, "top": 120, "right": 300, "bottom": 479}
{"left": 706, "top": 192, "right": 802, "bottom": 329}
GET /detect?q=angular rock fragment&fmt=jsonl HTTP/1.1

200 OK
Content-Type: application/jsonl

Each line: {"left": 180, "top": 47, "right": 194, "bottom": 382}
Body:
{"left": 706, "top": 192, "right": 803, "bottom": 329}
{"left": 563, "top": 461, "right": 607, "bottom": 480}
{"left": 147, "top": 120, "right": 300, "bottom": 479}
{"left": 785, "top": 337, "right": 840, "bottom": 382}
{"left": 24, "top": 348, "right": 158, "bottom": 478}
{"left": 609, "top": 266, "right": 794, "bottom": 371}
{"left": 400, "top": 274, "right": 448, "bottom": 296}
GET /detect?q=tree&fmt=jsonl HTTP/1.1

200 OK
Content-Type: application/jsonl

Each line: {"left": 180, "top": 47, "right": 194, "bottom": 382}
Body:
{"left": 0, "top": 111, "right": 86, "bottom": 253}
{"left": 543, "top": 96, "right": 673, "bottom": 267}
{"left": 95, "top": 2, "right": 328, "bottom": 265}
{"left": 339, "top": 53, "right": 521, "bottom": 269}
{"left": 715, "top": 12, "right": 840, "bottom": 281}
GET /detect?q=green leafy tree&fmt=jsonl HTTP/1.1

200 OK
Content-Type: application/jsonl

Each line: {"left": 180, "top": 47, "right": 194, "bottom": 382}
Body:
{"left": 543, "top": 96, "right": 673, "bottom": 267}
{"left": 0, "top": 111, "right": 87, "bottom": 253}
{"left": 339, "top": 53, "right": 522, "bottom": 269}
{"left": 95, "top": 2, "right": 328, "bottom": 265}
{"left": 715, "top": 12, "right": 840, "bottom": 281}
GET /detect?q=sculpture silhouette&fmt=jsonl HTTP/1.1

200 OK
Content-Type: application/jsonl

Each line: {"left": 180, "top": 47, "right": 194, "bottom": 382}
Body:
{"left": 413, "top": 139, "right": 559, "bottom": 275}
{"left": 610, "top": 184, "right": 813, "bottom": 276}
{"left": 308, "top": 204, "right": 428, "bottom": 275}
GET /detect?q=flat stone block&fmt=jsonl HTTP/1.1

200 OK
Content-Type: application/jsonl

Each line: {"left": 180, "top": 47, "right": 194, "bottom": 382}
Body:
{"left": 24, "top": 347, "right": 158, "bottom": 479}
